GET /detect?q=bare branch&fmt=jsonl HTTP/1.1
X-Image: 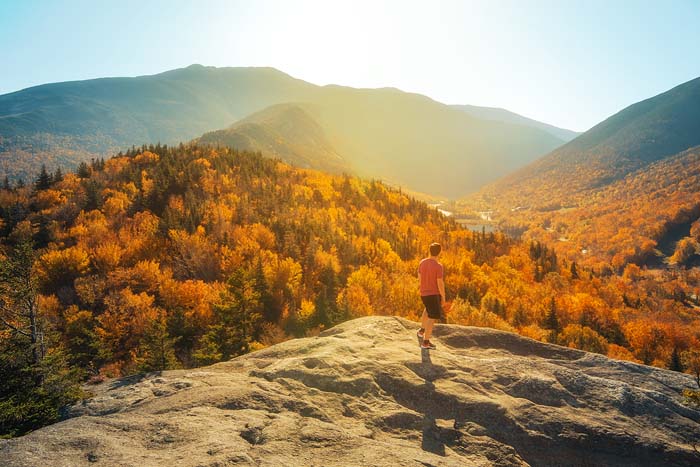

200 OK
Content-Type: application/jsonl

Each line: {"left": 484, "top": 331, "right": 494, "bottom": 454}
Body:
{"left": 0, "top": 316, "right": 31, "bottom": 337}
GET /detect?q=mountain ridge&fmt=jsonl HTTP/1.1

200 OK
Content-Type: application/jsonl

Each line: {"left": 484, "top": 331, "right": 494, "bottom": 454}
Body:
{"left": 0, "top": 64, "right": 567, "bottom": 197}
{"left": 196, "top": 103, "right": 350, "bottom": 174}
{"left": 473, "top": 75, "right": 700, "bottom": 207}
{"left": 451, "top": 104, "right": 580, "bottom": 142}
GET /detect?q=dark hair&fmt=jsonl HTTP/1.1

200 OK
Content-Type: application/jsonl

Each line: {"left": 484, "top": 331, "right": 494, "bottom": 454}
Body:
{"left": 429, "top": 243, "right": 441, "bottom": 256}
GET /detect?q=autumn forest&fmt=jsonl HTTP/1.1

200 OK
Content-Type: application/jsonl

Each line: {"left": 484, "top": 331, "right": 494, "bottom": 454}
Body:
{"left": 2, "top": 143, "right": 700, "bottom": 436}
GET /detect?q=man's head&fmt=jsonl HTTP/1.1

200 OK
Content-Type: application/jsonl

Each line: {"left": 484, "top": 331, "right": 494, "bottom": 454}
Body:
{"left": 429, "top": 242, "right": 441, "bottom": 257}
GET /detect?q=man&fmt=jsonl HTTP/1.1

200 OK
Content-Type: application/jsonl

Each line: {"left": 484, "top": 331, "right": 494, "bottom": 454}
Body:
{"left": 417, "top": 242, "right": 445, "bottom": 350}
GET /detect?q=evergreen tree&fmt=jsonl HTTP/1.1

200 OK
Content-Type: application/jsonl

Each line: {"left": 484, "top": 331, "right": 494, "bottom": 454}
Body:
{"left": 83, "top": 179, "right": 102, "bottom": 211}
{"left": 253, "top": 259, "right": 277, "bottom": 323}
{"left": 0, "top": 238, "right": 81, "bottom": 437}
{"left": 137, "top": 317, "right": 179, "bottom": 372}
{"left": 52, "top": 167, "right": 63, "bottom": 184}
{"left": 191, "top": 326, "right": 223, "bottom": 365}
{"left": 0, "top": 238, "right": 43, "bottom": 367}
{"left": 194, "top": 269, "right": 262, "bottom": 364}
{"left": 76, "top": 161, "right": 90, "bottom": 179}
{"left": 543, "top": 297, "right": 560, "bottom": 342}
{"left": 669, "top": 346, "right": 684, "bottom": 372}
{"left": 34, "top": 164, "right": 52, "bottom": 191}
{"left": 513, "top": 305, "right": 528, "bottom": 328}
{"left": 33, "top": 214, "right": 52, "bottom": 249}
{"left": 314, "top": 265, "right": 341, "bottom": 327}
{"left": 570, "top": 261, "right": 579, "bottom": 280}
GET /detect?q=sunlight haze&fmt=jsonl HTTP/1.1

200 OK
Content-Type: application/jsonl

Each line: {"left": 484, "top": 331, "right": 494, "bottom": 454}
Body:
{"left": 2, "top": 0, "right": 699, "bottom": 131}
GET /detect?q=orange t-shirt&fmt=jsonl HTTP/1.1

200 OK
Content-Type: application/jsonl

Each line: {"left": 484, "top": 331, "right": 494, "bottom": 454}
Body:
{"left": 418, "top": 257, "right": 443, "bottom": 296}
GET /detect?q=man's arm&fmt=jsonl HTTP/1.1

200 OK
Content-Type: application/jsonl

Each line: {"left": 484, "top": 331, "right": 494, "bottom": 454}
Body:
{"left": 437, "top": 278, "right": 446, "bottom": 304}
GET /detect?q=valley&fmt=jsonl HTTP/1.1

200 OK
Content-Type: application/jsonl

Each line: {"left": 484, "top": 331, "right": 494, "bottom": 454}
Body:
{"left": 3, "top": 2, "right": 700, "bottom": 465}
{"left": 461, "top": 75, "right": 700, "bottom": 271}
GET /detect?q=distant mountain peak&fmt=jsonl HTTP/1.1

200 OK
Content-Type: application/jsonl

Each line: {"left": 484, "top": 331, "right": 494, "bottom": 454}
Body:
{"left": 0, "top": 64, "right": 567, "bottom": 197}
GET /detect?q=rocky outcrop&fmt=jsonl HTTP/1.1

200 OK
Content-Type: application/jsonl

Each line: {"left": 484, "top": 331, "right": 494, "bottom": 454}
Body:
{"left": 2, "top": 317, "right": 699, "bottom": 466}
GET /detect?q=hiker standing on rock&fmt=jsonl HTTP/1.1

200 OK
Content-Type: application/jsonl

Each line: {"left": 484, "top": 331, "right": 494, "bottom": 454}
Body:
{"left": 417, "top": 242, "right": 445, "bottom": 350}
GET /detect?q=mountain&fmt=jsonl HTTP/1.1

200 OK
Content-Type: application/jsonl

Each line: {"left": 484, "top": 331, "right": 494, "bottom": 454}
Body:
{"left": 191, "top": 85, "right": 568, "bottom": 198}
{"left": 284, "top": 87, "right": 566, "bottom": 198}
{"left": 0, "top": 65, "right": 566, "bottom": 198}
{"left": 452, "top": 104, "right": 580, "bottom": 142}
{"left": 2, "top": 316, "right": 698, "bottom": 467}
{"left": 197, "top": 103, "right": 350, "bottom": 174}
{"left": 0, "top": 65, "right": 316, "bottom": 181}
{"left": 460, "top": 76, "right": 700, "bottom": 269}
{"left": 473, "top": 146, "right": 700, "bottom": 269}
{"left": 472, "top": 76, "right": 700, "bottom": 208}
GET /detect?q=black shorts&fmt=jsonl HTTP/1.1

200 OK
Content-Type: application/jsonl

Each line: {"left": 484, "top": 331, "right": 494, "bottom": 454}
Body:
{"left": 421, "top": 295, "right": 442, "bottom": 319}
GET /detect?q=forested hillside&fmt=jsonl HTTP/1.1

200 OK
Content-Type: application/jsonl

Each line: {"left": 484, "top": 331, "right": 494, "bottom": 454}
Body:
{"left": 2, "top": 144, "right": 700, "bottom": 437}
{"left": 197, "top": 103, "right": 350, "bottom": 174}
{"left": 470, "top": 147, "right": 700, "bottom": 270}
{"left": 461, "top": 75, "right": 700, "bottom": 278}
{"left": 471, "top": 75, "right": 700, "bottom": 209}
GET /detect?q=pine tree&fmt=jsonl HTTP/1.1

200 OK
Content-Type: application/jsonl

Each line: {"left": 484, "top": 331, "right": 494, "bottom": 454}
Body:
{"left": 513, "top": 306, "right": 528, "bottom": 328}
{"left": 83, "top": 179, "right": 102, "bottom": 211}
{"left": 0, "top": 238, "right": 81, "bottom": 437}
{"left": 314, "top": 264, "right": 341, "bottom": 328}
{"left": 570, "top": 261, "right": 579, "bottom": 280}
{"left": 669, "top": 346, "right": 684, "bottom": 372}
{"left": 52, "top": 167, "right": 63, "bottom": 184}
{"left": 194, "top": 269, "right": 262, "bottom": 364}
{"left": 0, "top": 238, "right": 43, "bottom": 367}
{"left": 137, "top": 317, "right": 179, "bottom": 372}
{"left": 543, "top": 297, "right": 560, "bottom": 342}
{"left": 33, "top": 214, "right": 52, "bottom": 248}
{"left": 34, "top": 164, "right": 52, "bottom": 191}
{"left": 76, "top": 161, "right": 90, "bottom": 178}
{"left": 253, "top": 259, "right": 277, "bottom": 323}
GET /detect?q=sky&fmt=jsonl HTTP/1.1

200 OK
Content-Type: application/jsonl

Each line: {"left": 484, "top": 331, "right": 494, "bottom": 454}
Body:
{"left": 1, "top": 0, "right": 699, "bottom": 132}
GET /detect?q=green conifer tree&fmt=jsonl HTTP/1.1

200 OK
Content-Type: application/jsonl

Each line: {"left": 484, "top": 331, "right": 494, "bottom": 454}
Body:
{"left": 543, "top": 297, "right": 560, "bottom": 343}
{"left": 137, "top": 317, "right": 179, "bottom": 372}
{"left": 34, "top": 164, "right": 52, "bottom": 191}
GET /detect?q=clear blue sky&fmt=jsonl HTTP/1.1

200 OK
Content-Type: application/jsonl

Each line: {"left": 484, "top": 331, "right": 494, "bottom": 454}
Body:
{"left": 1, "top": 0, "right": 699, "bottom": 131}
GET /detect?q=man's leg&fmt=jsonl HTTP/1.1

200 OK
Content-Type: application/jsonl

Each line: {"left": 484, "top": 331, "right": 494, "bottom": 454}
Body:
{"left": 424, "top": 317, "right": 434, "bottom": 341}
{"left": 421, "top": 309, "right": 428, "bottom": 331}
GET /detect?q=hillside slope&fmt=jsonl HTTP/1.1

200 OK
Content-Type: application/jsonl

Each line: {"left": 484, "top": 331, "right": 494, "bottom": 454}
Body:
{"left": 483, "top": 146, "right": 700, "bottom": 268}
{"left": 452, "top": 104, "right": 579, "bottom": 142}
{"left": 197, "top": 103, "right": 349, "bottom": 174}
{"left": 2, "top": 316, "right": 698, "bottom": 467}
{"left": 471, "top": 75, "right": 700, "bottom": 207}
{"left": 0, "top": 65, "right": 315, "bottom": 141}
{"left": 298, "top": 87, "right": 565, "bottom": 198}
{"left": 195, "top": 90, "right": 565, "bottom": 198}
{"left": 0, "top": 65, "right": 566, "bottom": 197}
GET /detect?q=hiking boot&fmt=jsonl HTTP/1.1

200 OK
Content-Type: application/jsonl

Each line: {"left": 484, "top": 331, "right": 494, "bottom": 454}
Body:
{"left": 421, "top": 339, "right": 436, "bottom": 350}
{"left": 417, "top": 328, "right": 425, "bottom": 339}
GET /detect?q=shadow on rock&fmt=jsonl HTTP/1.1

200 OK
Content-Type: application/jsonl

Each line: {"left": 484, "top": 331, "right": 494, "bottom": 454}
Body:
{"left": 417, "top": 349, "right": 454, "bottom": 457}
